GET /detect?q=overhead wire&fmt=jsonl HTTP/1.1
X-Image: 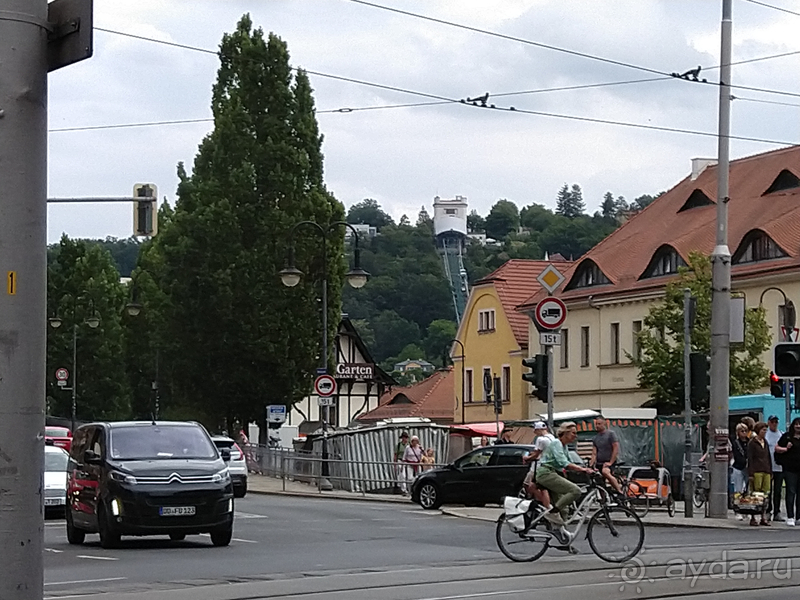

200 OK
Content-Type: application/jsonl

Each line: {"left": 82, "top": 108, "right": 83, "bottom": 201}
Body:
{"left": 742, "top": 0, "right": 800, "bottom": 17}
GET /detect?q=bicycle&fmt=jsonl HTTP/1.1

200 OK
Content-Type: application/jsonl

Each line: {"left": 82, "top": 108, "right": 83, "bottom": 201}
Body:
{"left": 610, "top": 465, "right": 651, "bottom": 518}
{"left": 496, "top": 471, "right": 645, "bottom": 564}
{"left": 693, "top": 463, "right": 710, "bottom": 515}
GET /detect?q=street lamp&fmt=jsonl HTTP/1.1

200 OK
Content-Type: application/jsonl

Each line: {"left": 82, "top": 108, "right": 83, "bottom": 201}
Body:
{"left": 279, "top": 220, "right": 370, "bottom": 491}
{"left": 447, "top": 339, "right": 466, "bottom": 424}
{"left": 48, "top": 299, "right": 101, "bottom": 434}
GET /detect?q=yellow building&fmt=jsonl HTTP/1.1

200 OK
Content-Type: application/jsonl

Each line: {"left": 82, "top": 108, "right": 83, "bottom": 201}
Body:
{"left": 517, "top": 146, "right": 800, "bottom": 411}
{"left": 452, "top": 259, "right": 570, "bottom": 423}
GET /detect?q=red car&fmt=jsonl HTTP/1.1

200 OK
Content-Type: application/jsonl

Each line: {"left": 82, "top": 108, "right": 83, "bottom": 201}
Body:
{"left": 45, "top": 426, "right": 72, "bottom": 452}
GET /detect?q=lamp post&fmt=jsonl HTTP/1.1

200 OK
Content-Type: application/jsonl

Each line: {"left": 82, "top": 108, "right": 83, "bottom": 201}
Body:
{"left": 49, "top": 299, "right": 101, "bottom": 434}
{"left": 760, "top": 287, "right": 796, "bottom": 428}
{"left": 447, "top": 339, "right": 466, "bottom": 424}
{"left": 279, "top": 220, "right": 369, "bottom": 490}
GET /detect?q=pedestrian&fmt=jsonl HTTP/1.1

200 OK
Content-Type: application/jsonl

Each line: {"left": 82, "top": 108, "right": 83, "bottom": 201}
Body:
{"left": 746, "top": 422, "right": 772, "bottom": 526}
{"left": 765, "top": 415, "right": 784, "bottom": 522}
{"left": 741, "top": 416, "right": 756, "bottom": 439}
{"left": 394, "top": 431, "right": 409, "bottom": 495}
{"left": 479, "top": 435, "right": 490, "bottom": 448}
{"left": 774, "top": 417, "right": 800, "bottom": 527}
{"left": 591, "top": 417, "right": 623, "bottom": 495}
{"left": 494, "top": 427, "right": 514, "bottom": 444}
{"left": 403, "top": 435, "right": 425, "bottom": 484}
{"left": 731, "top": 423, "right": 750, "bottom": 517}
{"left": 420, "top": 447, "right": 435, "bottom": 470}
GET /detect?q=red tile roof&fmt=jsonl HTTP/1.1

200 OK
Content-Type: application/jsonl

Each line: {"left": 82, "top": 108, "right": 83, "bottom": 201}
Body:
{"left": 475, "top": 259, "right": 571, "bottom": 347}
{"left": 357, "top": 368, "right": 455, "bottom": 424}
{"left": 518, "top": 145, "right": 800, "bottom": 309}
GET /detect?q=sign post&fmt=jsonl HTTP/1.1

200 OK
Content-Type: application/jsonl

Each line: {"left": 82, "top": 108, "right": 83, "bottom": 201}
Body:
{"left": 533, "top": 265, "right": 567, "bottom": 431}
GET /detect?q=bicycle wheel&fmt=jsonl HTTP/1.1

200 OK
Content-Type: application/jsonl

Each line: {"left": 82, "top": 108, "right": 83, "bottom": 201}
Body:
{"left": 693, "top": 487, "right": 706, "bottom": 509}
{"left": 587, "top": 505, "right": 645, "bottom": 563}
{"left": 495, "top": 514, "right": 549, "bottom": 562}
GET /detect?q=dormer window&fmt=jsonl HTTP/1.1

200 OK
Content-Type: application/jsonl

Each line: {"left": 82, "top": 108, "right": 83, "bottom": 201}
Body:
{"left": 732, "top": 230, "right": 787, "bottom": 264}
{"left": 677, "top": 189, "right": 714, "bottom": 212}
{"left": 763, "top": 170, "right": 800, "bottom": 195}
{"left": 641, "top": 245, "right": 686, "bottom": 279}
{"left": 564, "top": 260, "right": 610, "bottom": 290}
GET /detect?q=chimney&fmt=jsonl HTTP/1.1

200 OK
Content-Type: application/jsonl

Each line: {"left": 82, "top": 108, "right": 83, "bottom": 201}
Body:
{"left": 691, "top": 158, "right": 717, "bottom": 181}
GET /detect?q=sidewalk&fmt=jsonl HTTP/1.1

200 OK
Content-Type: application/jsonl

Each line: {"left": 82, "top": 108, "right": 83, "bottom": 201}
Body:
{"left": 247, "top": 473, "right": 412, "bottom": 504}
{"left": 440, "top": 502, "right": 791, "bottom": 530}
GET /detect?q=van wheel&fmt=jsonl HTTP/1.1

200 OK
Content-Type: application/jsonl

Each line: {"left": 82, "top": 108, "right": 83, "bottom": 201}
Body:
{"left": 66, "top": 510, "right": 85, "bottom": 545}
{"left": 169, "top": 533, "right": 186, "bottom": 541}
{"left": 98, "top": 505, "right": 121, "bottom": 549}
{"left": 210, "top": 524, "right": 233, "bottom": 547}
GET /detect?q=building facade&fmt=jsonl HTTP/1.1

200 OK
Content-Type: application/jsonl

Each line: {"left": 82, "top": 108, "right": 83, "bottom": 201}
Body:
{"left": 517, "top": 146, "right": 800, "bottom": 411}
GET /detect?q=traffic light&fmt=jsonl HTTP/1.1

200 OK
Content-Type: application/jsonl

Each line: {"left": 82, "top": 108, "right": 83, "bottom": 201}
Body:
{"left": 770, "top": 372, "right": 785, "bottom": 398}
{"left": 522, "top": 354, "right": 548, "bottom": 402}
{"left": 133, "top": 183, "right": 158, "bottom": 237}
{"left": 689, "top": 352, "right": 710, "bottom": 403}
{"left": 774, "top": 343, "right": 800, "bottom": 378}
{"left": 493, "top": 376, "right": 503, "bottom": 415}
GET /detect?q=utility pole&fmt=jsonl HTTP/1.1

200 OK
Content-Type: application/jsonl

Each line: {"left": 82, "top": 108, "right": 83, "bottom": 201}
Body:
{"left": 683, "top": 289, "right": 695, "bottom": 518}
{"left": 708, "top": 0, "right": 733, "bottom": 519}
{"left": 0, "top": 1, "right": 48, "bottom": 597}
{"left": 545, "top": 344, "right": 554, "bottom": 431}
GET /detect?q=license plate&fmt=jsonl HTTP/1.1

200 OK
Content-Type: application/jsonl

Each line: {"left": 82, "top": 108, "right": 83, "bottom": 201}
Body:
{"left": 44, "top": 498, "right": 64, "bottom": 506}
{"left": 159, "top": 506, "right": 195, "bottom": 516}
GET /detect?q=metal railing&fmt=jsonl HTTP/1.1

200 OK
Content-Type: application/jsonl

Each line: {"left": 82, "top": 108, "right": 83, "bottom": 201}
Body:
{"left": 245, "top": 443, "right": 447, "bottom": 495}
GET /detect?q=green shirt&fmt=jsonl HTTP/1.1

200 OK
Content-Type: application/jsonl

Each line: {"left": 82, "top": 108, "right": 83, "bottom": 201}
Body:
{"left": 537, "top": 438, "right": 571, "bottom": 475}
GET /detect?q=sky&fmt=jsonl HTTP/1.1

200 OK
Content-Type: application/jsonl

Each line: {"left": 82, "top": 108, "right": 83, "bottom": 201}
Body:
{"left": 46, "top": 0, "right": 800, "bottom": 243}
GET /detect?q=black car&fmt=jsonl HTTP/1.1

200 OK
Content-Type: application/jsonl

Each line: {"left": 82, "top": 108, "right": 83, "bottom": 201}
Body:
{"left": 65, "top": 421, "right": 235, "bottom": 549}
{"left": 411, "top": 444, "right": 534, "bottom": 510}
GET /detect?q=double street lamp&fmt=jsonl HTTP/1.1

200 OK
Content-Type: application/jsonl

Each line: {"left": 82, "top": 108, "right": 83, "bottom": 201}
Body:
{"left": 279, "top": 220, "right": 369, "bottom": 490}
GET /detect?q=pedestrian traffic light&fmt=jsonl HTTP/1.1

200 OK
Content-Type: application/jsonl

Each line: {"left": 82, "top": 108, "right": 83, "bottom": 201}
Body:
{"left": 689, "top": 352, "right": 710, "bottom": 403}
{"left": 483, "top": 371, "right": 493, "bottom": 404}
{"left": 774, "top": 342, "right": 800, "bottom": 378}
{"left": 133, "top": 183, "right": 158, "bottom": 237}
{"left": 522, "top": 354, "right": 548, "bottom": 402}
{"left": 493, "top": 376, "right": 502, "bottom": 415}
{"left": 770, "top": 372, "right": 785, "bottom": 398}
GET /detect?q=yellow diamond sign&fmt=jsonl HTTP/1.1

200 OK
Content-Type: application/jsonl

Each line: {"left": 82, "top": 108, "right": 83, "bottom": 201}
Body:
{"left": 537, "top": 264, "right": 565, "bottom": 294}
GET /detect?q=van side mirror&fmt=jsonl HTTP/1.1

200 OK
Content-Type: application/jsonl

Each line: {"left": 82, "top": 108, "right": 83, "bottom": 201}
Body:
{"left": 220, "top": 448, "right": 231, "bottom": 462}
{"left": 84, "top": 450, "right": 102, "bottom": 465}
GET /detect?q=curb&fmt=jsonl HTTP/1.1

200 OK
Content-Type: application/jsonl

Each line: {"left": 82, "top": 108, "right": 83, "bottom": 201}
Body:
{"left": 247, "top": 486, "right": 413, "bottom": 505}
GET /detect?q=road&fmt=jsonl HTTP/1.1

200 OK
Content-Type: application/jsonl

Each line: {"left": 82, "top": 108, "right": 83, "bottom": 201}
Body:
{"left": 43, "top": 494, "right": 800, "bottom": 599}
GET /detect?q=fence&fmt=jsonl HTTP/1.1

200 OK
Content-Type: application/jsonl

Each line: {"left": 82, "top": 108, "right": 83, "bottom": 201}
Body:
{"left": 246, "top": 443, "right": 448, "bottom": 495}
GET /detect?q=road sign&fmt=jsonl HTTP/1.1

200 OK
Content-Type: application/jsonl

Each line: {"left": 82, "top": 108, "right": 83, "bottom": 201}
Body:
{"left": 314, "top": 374, "right": 337, "bottom": 397}
{"left": 781, "top": 326, "right": 799, "bottom": 342}
{"left": 55, "top": 368, "right": 69, "bottom": 381}
{"left": 318, "top": 396, "right": 335, "bottom": 407}
{"left": 534, "top": 297, "right": 567, "bottom": 330}
{"left": 536, "top": 264, "right": 566, "bottom": 294}
{"left": 267, "top": 404, "right": 287, "bottom": 424}
{"left": 539, "top": 332, "right": 562, "bottom": 346}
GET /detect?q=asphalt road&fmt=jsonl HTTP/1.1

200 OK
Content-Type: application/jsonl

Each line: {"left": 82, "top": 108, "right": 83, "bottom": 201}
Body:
{"left": 43, "top": 494, "right": 800, "bottom": 599}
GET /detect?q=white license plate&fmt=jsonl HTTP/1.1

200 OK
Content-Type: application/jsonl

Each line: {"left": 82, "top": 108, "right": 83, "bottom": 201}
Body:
{"left": 159, "top": 506, "right": 195, "bottom": 517}
{"left": 44, "top": 498, "right": 64, "bottom": 506}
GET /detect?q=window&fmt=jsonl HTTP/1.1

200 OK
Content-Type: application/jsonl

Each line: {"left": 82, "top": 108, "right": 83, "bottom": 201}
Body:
{"left": 560, "top": 328, "right": 569, "bottom": 369}
{"left": 456, "top": 447, "right": 494, "bottom": 469}
{"left": 677, "top": 189, "right": 714, "bottom": 212}
{"left": 482, "top": 367, "right": 492, "bottom": 402}
{"left": 496, "top": 446, "right": 529, "bottom": 466}
{"left": 641, "top": 245, "right": 686, "bottom": 279}
{"left": 732, "top": 230, "right": 787, "bottom": 264}
{"left": 445, "top": 208, "right": 457, "bottom": 215}
{"left": 632, "top": 320, "right": 643, "bottom": 361}
{"left": 502, "top": 366, "right": 511, "bottom": 402}
{"left": 564, "top": 260, "right": 610, "bottom": 291}
{"left": 478, "top": 309, "right": 496, "bottom": 332}
{"left": 580, "top": 326, "right": 590, "bottom": 367}
{"left": 465, "top": 369, "right": 474, "bottom": 403}
{"left": 610, "top": 323, "right": 620, "bottom": 364}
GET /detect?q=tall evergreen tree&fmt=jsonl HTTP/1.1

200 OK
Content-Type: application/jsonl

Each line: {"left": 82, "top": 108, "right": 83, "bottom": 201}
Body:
{"left": 147, "top": 15, "right": 345, "bottom": 431}
{"left": 555, "top": 183, "right": 585, "bottom": 219}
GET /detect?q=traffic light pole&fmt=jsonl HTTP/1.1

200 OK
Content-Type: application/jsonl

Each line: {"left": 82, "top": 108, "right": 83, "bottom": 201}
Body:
{"left": 683, "top": 289, "right": 694, "bottom": 518}
{"left": 546, "top": 344, "right": 554, "bottom": 431}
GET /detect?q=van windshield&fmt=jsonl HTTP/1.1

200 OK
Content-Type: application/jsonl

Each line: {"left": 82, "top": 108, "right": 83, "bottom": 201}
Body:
{"left": 45, "top": 451, "right": 68, "bottom": 472}
{"left": 109, "top": 425, "right": 218, "bottom": 460}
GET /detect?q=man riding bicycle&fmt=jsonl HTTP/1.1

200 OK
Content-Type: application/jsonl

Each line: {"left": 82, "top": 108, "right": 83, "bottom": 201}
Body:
{"left": 534, "top": 421, "right": 593, "bottom": 527}
{"left": 591, "top": 417, "right": 624, "bottom": 496}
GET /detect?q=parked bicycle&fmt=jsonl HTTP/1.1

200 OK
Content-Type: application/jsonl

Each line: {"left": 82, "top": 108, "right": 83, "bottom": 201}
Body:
{"left": 496, "top": 471, "right": 645, "bottom": 563}
{"left": 693, "top": 462, "right": 710, "bottom": 515}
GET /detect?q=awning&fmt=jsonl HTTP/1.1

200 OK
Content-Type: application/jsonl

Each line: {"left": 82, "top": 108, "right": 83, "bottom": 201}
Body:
{"left": 451, "top": 422, "right": 505, "bottom": 437}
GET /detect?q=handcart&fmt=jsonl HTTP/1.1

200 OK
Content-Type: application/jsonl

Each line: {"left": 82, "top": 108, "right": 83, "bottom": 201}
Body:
{"left": 733, "top": 492, "right": 768, "bottom": 516}
{"left": 625, "top": 462, "right": 675, "bottom": 517}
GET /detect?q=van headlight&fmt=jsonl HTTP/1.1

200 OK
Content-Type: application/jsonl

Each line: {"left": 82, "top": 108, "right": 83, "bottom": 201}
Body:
{"left": 109, "top": 471, "right": 137, "bottom": 485}
{"left": 212, "top": 468, "right": 230, "bottom": 484}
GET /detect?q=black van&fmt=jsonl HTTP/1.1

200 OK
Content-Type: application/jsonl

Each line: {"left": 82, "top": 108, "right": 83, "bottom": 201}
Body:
{"left": 66, "top": 421, "right": 235, "bottom": 548}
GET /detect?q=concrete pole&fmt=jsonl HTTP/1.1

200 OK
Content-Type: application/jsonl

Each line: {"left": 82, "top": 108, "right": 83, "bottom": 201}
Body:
{"left": 708, "top": 0, "right": 733, "bottom": 519}
{"left": 683, "top": 289, "right": 694, "bottom": 518}
{"left": 0, "top": 1, "right": 48, "bottom": 598}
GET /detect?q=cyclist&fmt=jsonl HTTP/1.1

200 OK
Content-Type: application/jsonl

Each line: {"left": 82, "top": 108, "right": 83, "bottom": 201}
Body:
{"left": 534, "top": 421, "right": 594, "bottom": 527}
{"left": 522, "top": 421, "right": 555, "bottom": 505}
{"left": 591, "top": 416, "right": 624, "bottom": 496}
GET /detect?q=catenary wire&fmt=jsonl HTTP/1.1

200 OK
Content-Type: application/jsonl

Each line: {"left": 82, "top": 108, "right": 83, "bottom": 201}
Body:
{"left": 742, "top": 0, "right": 800, "bottom": 17}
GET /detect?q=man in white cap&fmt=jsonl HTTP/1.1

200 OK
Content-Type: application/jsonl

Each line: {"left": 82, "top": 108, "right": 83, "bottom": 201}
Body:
{"left": 523, "top": 422, "right": 556, "bottom": 504}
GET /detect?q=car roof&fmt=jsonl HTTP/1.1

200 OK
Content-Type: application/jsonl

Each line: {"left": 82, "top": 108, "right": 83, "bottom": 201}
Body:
{"left": 45, "top": 445, "right": 69, "bottom": 455}
{"left": 210, "top": 435, "right": 234, "bottom": 442}
{"left": 82, "top": 420, "right": 202, "bottom": 429}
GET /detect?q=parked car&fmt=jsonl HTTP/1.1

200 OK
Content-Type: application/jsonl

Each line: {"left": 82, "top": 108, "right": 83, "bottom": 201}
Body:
{"left": 45, "top": 426, "right": 72, "bottom": 453}
{"left": 44, "top": 443, "right": 69, "bottom": 516}
{"left": 410, "top": 444, "right": 535, "bottom": 510}
{"left": 211, "top": 436, "right": 247, "bottom": 498}
{"left": 65, "top": 420, "right": 235, "bottom": 549}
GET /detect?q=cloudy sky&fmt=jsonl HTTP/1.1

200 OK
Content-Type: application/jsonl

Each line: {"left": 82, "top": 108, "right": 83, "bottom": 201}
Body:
{"left": 47, "top": 0, "right": 800, "bottom": 243}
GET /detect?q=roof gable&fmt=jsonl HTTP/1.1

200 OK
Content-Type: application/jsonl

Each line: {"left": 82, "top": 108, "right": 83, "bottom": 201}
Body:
{"left": 677, "top": 189, "right": 714, "bottom": 212}
{"left": 763, "top": 169, "right": 800, "bottom": 195}
{"left": 357, "top": 368, "right": 454, "bottom": 423}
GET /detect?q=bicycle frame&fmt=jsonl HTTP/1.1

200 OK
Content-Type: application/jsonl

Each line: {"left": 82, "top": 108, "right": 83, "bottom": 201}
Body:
{"left": 523, "top": 478, "right": 612, "bottom": 543}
